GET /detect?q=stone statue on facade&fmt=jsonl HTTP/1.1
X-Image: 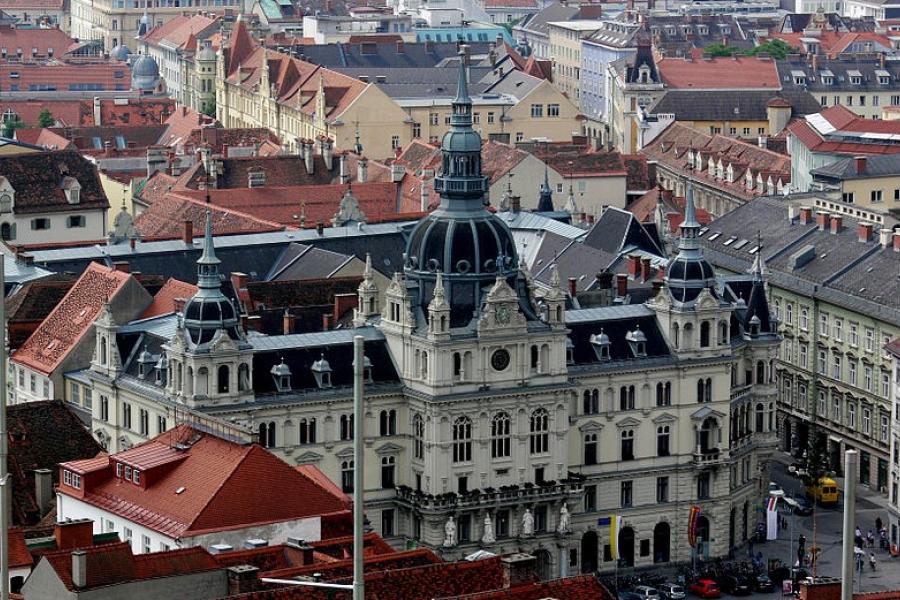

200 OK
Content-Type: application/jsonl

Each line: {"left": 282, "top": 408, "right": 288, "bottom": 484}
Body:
{"left": 444, "top": 515, "right": 457, "bottom": 547}
{"left": 557, "top": 502, "right": 570, "bottom": 534}
{"left": 521, "top": 508, "right": 535, "bottom": 537}
{"left": 482, "top": 513, "right": 496, "bottom": 545}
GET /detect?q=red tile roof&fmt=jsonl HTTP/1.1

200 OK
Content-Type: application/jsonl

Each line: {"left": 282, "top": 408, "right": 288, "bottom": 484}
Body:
{"left": 134, "top": 193, "right": 284, "bottom": 239}
{"left": 295, "top": 465, "right": 351, "bottom": 509}
{"left": 628, "top": 186, "right": 711, "bottom": 233}
{"left": 656, "top": 56, "right": 780, "bottom": 89}
{"left": 0, "top": 0, "right": 64, "bottom": 8}
{"left": 12, "top": 262, "right": 131, "bottom": 375}
{"left": 0, "top": 25, "right": 76, "bottom": 59}
{"left": 59, "top": 425, "right": 352, "bottom": 539}
{"left": 139, "top": 278, "right": 198, "bottom": 319}
{"left": 787, "top": 105, "right": 900, "bottom": 154}
{"left": 8, "top": 528, "right": 33, "bottom": 569}
{"left": 141, "top": 14, "right": 219, "bottom": 51}
{"left": 42, "top": 541, "right": 219, "bottom": 592}
{"left": 98, "top": 98, "right": 176, "bottom": 127}
{"left": 0, "top": 99, "right": 88, "bottom": 127}
{"left": 0, "top": 60, "right": 132, "bottom": 93}
{"left": 136, "top": 170, "right": 177, "bottom": 206}
{"left": 14, "top": 127, "right": 71, "bottom": 149}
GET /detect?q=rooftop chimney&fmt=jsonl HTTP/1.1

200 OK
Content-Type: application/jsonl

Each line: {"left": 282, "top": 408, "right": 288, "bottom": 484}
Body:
{"left": 322, "top": 138, "right": 334, "bottom": 171}
{"left": 616, "top": 273, "right": 628, "bottom": 298}
{"left": 787, "top": 204, "right": 796, "bottom": 222}
{"left": 568, "top": 277, "right": 577, "bottom": 297}
{"left": 112, "top": 261, "right": 130, "bottom": 273}
{"left": 880, "top": 228, "right": 892, "bottom": 247}
{"left": 799, "top": 206, "right": 812, "bottom": 224}
{"left": 627, "top": 254, "right": 641, "bottom": 277}
{"left": 183, "top": 220, "right": 194, "bottom": 245}
{"left": 830, "top": 214, "right": 842, "bottom": 234}
{"left": 226, "top": 565, "right": 260, "bottom": 596}
{"left": 35, "top": 468, "right": 53, "bottom": 517}
{"left": 56, "top": 519, "right": 94, "bottom": 551}
{"left": 173, "top": 297, "right": 187, "bottom": 314}
{"left": 815, "top": 211, "right": 830, "bottom": 231}
{"left": 303, "top": 139, "right": 314, "bottom": 175}
{"left": 640, "top": 257, "right": 651, "bottom": 282}
{"left": 357, "top": 157, "right": 368, "bottom": 183}
{"left": 283, "top": 310, "right": 295, "bottom": 335}
{"left": 396, "top": 40, "right": 404, "bottom": 53}
{"left": 72, "top": 550, "right": 87, "bottom": 589}
{"left": 855, "top": 155, "right": 867, "bottom": 174}
{"left": 510, "top": 195, "right": 521, "bottom": 212}
{"left": 858, "top": 222, "right": 873, "bottom": 243}
{"left": 339, "top": 152, "right": 349, "bottom": 185}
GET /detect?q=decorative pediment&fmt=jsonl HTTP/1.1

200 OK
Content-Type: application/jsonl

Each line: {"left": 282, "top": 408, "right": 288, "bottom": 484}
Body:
{"left": 295, "top": 451, "right": 324, "bottom": 464}
{"left": 652, "top": 412, "right": 677, "bottom": 424}
{"left": 375, "top": 442, "right": 405, "bottom": 455}
{"left": 691, "top": 405, "right": 726, "bottom": 421}
{"left": 578, "top": 420, "right": 604, "bottom": 433}
{"left": 210, "top": 328, "right": 238, "bottom": 352}
{"left": 335, "top": 446, "right": 355, "bottom": 459}
{"left": 477, "top": 275, "right": 527, "bottom": 335}
{"left": 616, "top": 416, "right": 641, "bottom": 428}
{"left": 695, "top": 288, "right": 719, "bottom": 310}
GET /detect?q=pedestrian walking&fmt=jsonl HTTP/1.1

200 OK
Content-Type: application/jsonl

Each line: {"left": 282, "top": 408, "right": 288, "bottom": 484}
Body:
{"left": 870, "top": 552, "right": 877, "bottom": 571}
{"left": 868, "top": 530, "right": 876, "bottom": 548}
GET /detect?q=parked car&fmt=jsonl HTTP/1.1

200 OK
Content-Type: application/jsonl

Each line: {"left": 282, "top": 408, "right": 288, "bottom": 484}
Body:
{"left": 793, "top": 496, "right": 814, "bottom": 516}
{"left": 619, "top": 592, "right": 643, "bottom": 600}
{"left": 659, "top": 582, "right": 687, "bottom": 600}
{"left": 632, "top": 586, "right": 660, "bottom": 599}
{"left": 753, "top": 574, "right": 775, "bottom": 593}
{"left": 769, "top": 481, "right": 785, "bottom": 496}
{"left": 687, "top": 579, "right": 721, "bottom": 598}
{"left": 716, "top": 575, "right": 751, "bottom": 596}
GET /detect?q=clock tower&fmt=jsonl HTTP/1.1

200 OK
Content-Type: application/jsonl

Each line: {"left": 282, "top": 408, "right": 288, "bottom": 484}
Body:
{"left": 377, "top": 52, "right": 574, "bottom": 559}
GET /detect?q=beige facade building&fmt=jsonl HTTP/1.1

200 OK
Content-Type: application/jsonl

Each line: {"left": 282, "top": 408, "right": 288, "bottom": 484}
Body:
{"left": 810, "top": 154, "right": 900, "bottom": 216}
{"left": 547, "top": 20, "right": 601, "bottom": 105}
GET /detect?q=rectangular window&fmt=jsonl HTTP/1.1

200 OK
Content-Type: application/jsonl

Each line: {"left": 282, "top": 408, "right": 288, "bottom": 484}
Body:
{"left": 834, "top": 319, "right": 843, "bottom": 341}
{"left": 584, "top": 484, "right": 596, "bottom": 512}
{"left": 850, "top": 323, "right": 859, "bottom": 346}
{"left": 656, "top": 476, "right": 669, "bottom": 503}
{"left": 515, "top": 132, "right": 524, "bottom": 142}
{"left": 458, "top": 514, "right": 471, "bottom": 542}
{"left": 865, "top": 365, "right": 874, "bottom": 392}
{"left": 71, "top": 383, "right": 80, "bottom": 405}
{"left": 850, "top": 361, "right": 858, "bottom": 386}
{"left": 391, "top": 135, "right": 400, "bottom": 150}
{"left": 832, "top": 355, "right": 842, "bottom": 380}
{"left": 429, "top": 112, "right": 438, "bottom": 126}
{"left": 124, "top": 527, "right": 132, "bottom": 542}
{"left": 487, "top": 112, "right": 495, "bottom": 124}
{"left": 382, "top": 509, "right": 395, "bottom": 537}
{"left": 620, "top": 480, "right": 633, "bottom": 508}
{"left": 548, "top": 103, "right": 560, "bottom": 117}
{"left": 100, "top": 395, "right": 109, "bottom": 422}
{"left": 139, "top": 409, "right": 149, "bottom": 436}
{"left": 865, "top": 328, "right": 875, "bottom": 352}
{"left": 473, "top": 112, "right": 480, "bottom": 124}
{"left": 496, "top": 510, "right": 509, "bottom": 538}
{"left": 30, "top": 218, "right": 50, "bottom": 230}
{"left": 142, "top": 535, "right": 151, "bottom": 554}
{"left": 157, "top": 416, "right": 167, "bottom": 434}
{"left": 67, "top": 215, "right": 86, "bottom": 228}
{"left": 871, "top": 190, "right": 883, "bottom": 203}
{"left": 697, "top": 472, "right": 711, "bottom": 499}
{"left": 820, "top": 313, "right": 828, "bottom": 336}
{"left": 84, "top": 388, "right": 92, "bottom": 409}
{"left": 863, "top": 408, "right": 871, "bottom": 435}
{"left": 123, "top": 402, "right": 132, "bottom": 429}
{"left": 412, "top": 122, "right": 421, "bottom": 138}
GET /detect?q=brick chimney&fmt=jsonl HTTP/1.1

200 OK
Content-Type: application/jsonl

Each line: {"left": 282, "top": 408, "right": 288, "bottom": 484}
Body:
{"left": 227, "top": 565, "right": 260, "bottom": 595}
{"left": 246, "top": 315, "right": 262, "bottom": 332}
{"left": 616, "top": 273, "right": 628, "bottom": 297}
{"left": 501, "top": 554, "right": 537, "bottom": 589}
{"left": 858, "top": 222, "right": 873, "bottom": 243}
{"left": 830, "top": 214, "right": 842, "bottom": 234}
{"left": 640, "top": 257, "right": 651, "bottom": 282}
{"left": 396, "top": 39, "right": 404, "bottom": 53}
{"left": 282, "top": 310, "right": 295, "bottom": 335}
{"left": 627, "top": 254, "right": 641, "bottom": 277}
{"left": 357, "top": 157, "right": 368, "bottom": 183}
{"left": 56, "top": 519, "right": 94, "bottom": 550}
{"left": 183, "top": 220, "right": 194, "bottom": 245}
{"left": 173, "top": 297, "right": 187, "bottom": 314}
{"left": 510, "top": 195, "right": 521, "bottom": 212}
{"left": 798, "top": 206, "right": 812, "bottom": 224}
{"left": 112, "top": 261, "right": 130, "bottom": 273}
{"left": 568, "top": 277, "right": 577, "bottom": 297}
{"left": 231, "top": 272, "right": 248, "bottom": 293}
{"left": 322, "top": 313, "right": 334, "bottom": 330}
{"left": 333, "top": 293, "right": 358, "bottom": 321}
{"left": 815, "top": 211, "right": 830, "bottom": 231}
{"left": 855, "top": 155, "right": 867, "bottom": 174}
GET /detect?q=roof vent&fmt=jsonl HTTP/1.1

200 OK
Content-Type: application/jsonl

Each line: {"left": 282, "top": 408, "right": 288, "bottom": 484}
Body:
{"left": 209, "top": 543, "right": 234, "bottom": 554}
{"left": 788, "top": 244, "right": 816, "bottom": 271}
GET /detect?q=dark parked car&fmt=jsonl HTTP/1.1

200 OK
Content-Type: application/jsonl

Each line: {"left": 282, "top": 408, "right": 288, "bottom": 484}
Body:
{"left": 716, "top": 575, "right": 752, "bottom": 596}
{"left": 793, "top": 496, "right": 814, "bottom": 516}
{"left": 753, "top": 574, "right": 775, "bottom": 593}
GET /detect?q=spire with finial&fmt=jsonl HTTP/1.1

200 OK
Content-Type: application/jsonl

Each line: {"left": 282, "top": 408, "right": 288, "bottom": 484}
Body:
{"left": 354, "top": 122, "right": 363, "bottom": 155}
{"left": 196, "top": 197, "right": 221, "bottom": 291}
{"left": 537, "top": 164, "right": 553, "bottom": 212}
{"left": 750, "top": 231, "right": 765, "bottom": 281}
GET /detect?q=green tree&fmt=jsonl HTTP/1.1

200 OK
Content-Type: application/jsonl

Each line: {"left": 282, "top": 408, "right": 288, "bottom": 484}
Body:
{"left": 704, "top": 42, "right": 738, "bottom": 57}
{"left": 2, "top": 117, "right": 24, "bottom": 139}
{"left": 744, "top": 39, "right": 798, "bottom": 60}
{"left": 201, "top": 100, "right": 216, "bottom": 119}
{"left": 38, "top": 108, "right": 54, "bottom": 128}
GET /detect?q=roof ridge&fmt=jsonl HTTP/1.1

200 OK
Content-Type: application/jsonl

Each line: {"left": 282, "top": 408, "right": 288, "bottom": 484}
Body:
{"left": 185, "top": 442, "right": 255, "bottom": 531}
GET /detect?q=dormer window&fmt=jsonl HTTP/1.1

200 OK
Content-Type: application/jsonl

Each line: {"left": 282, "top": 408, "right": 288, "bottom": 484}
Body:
{"left": 749, "top": 315, "right": 761, "bottom": 336}
{"left": 61, "top": 177, "right": 81, "bottom": 204}
{"left": 849, "top": 70, "right": 862, "bottom": 85}
{"left": 271, "top": 359, "right": 292, "bottom": 393}
{"left": 876, "top": 69, "right": 891, "bottom": 85}
{"left": 626, "top": 325, "right": 647, "bottom": 357}
{"left": 311, "top": 354, "right": 332, "bottom": 389}
{"left": 0, "top": 177, "right": 15, "bottom": 214}
{"left": 133, "top": 469, "right": 141, "bottom": 484}
{"left": 590, "top": 330, "right": 611, "bottom": 361}
{"left": 638, "top": 65, "right": 651, "bottom": 84}
{"left": 137, "top": 348, "right": 154, "bottom": 380}
{"left": 791, "top": 70, "right": 806, "bottom": 85}
{"left": 116, "top": 463, "right": 122, "bottom": 478}
{"left": 698, "top": 25, "right": 708, "bottom": 35}
{"left": 124, "top": 466, "right": 132, "bottom": 480}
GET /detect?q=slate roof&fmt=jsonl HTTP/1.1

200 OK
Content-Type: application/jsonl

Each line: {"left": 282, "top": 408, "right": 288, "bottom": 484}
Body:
{"left": 41, "top": 542, "right": 220, "bottom": 592}
{"left": 59, "top": 425, "right": 352, "bottom": 539}
{"left": 517, "top": 2, "right": 580, "bottom": 37}
{"left": 646, "top": 14, "right": 754, "bottom": 54}
{"left": 777, "top": 57, "right": 900, "bottom": 92}
{"left": 810, "top": 153, "right": 900, "bottom": 179}
{"left": 649, "top": 89, "right": 821, "bottom": 122}
{"left": 292, "top": 41, "right": 493, "bottom": 69}
{"left": 12, "top": 262, "right": 132, "bottom": 375}
{"left": 7, "top": 400, "right": 103, "bottom": 526}
{"left": 700, "top": 195, "right": 900, "bottom": 324}
{"left": 0, "top": 149, "right": 109, "bottom": 214}
{"left": 267, "top": 243, "right": 355, "bottom": 281}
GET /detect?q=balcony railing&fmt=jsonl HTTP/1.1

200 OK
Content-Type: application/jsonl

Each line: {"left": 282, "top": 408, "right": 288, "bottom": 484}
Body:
{"left": 433, "top": 178, "right": 487, "bottom": 194}
{"left": 395, "top": 480, "right": 583, "bottom": 511}
{"left": 693, "top": 448, "right": 725, "bottom": 466}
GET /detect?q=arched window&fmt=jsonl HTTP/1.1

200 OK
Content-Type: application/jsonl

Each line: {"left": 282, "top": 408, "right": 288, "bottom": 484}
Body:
{"left": 656, "top": 381, "right": 672, "bottom": 407}
{"left": 673, "top": 323, "right": 680, "bottom": 348}
{"left": 238, "top": 363, "right": 250, "bottom": 391}
{"left": 530, "top": 345, "right": 539, "bottom": 372}
{"left": 413, "top": 413, "right": 424, "bottom": 459}
{"left": 340, "top": 414, "right": 354, "bottom": 441}
{"left": 379, "top": 409, "right": 397, "bottom": 436}
{"left": 381, "top": 456, "right": 396, "bottom": 489}
{"left": 657, "top": 425, "right": 670, "bottom": 456}
{"left": 620, "top": 385, "right": 635, "bottom": 410}
{"left": 700, "top": 321, "right": 711, "bottom": 348}
{"left": 452, "top": 416, "right": 472, "bottom": 463}
{"left": 583, "top": 389, "right": 599, "bottom": 414}
{"left": 584, "top": 433, "right": 598, "bottom": 465}
{"left": 491, "top": 412, "right": 511, "bottom": 458}
{"left": 697, "top": 378, "right": 706, "bottom": 403}
{"left": 530, "top": 408, "right": 549, "bottom": 454}
{"left": 755, "top": 403, "right": 765, "bottom": 433}
{"left": 341, "top": 460, "right": 354, "bottom": 493}
{"left": 217, "top": 365, "right": 230, "bottom": 394}
{"left": 719, "top": 321, "right": 728, "bottom": 345}
{"left": 299, "top": 418, "right": 316, "bottom": 445}
{"left": 756, "top": 361, "right": 765, "bottom": 384}
{"left": 100, "top": 336, "right": 107, "bottom": 365}
{"left": 258, "top": 422, "right": 276, "bottom": 448}
{"left": 621, "top": 429, "right": 635, "bottom": 460}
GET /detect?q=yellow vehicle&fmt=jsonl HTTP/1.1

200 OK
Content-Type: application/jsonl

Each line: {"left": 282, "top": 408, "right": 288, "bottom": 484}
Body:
{"left": 806, "top": 477, "right": 839, "bottom": 505}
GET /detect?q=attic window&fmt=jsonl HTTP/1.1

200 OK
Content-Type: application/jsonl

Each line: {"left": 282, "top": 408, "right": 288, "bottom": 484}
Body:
{"left": 175, "top": 486, "right": 186, "bottom": 494}
{"left": 723, "top": 236, "right": 737, "bottom": 246}
{"left": 133, "top": 469, "right": 141, "bottom": 484}
{"left": 116, "top": 463, "right": 122, "bottom": 478}
{"left": 848, "top": 70, "right": 862, "bottom": 85}
{"left": 63, "top": 470, "right": 81, "bottom": 489}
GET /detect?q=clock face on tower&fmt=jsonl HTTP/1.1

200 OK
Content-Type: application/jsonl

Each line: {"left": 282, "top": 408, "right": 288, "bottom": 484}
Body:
{"left": 491, "top": 348, "right": 511, "bottom": 371}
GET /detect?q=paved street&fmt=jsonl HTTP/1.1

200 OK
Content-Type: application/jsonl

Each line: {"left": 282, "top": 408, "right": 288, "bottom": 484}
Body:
{"left": 749, "top": 452, "right": 900, "bottom": 595}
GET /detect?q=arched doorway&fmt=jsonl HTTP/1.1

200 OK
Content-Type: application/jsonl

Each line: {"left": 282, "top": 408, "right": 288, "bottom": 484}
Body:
{"left": 695, "top": 516, "right": 710, "bottom": 559}
{"left": 581, "top": 531, "right": 598, "bottom": 573}
{"left": 653, "top": 522, "right": 670, "bottom": 563}
{"left": 619, "top": 527, "right": 635, "bottom": 567}
{"left": 533, "top": 548, "right": 551, "bottom": 580}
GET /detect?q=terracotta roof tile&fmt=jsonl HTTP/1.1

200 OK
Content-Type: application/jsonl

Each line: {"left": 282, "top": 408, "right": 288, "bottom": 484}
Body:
{"left": 139, "top": 278, "right": 198, "bottom": 319}
{"left": 0, "top": 149, "right": 109, "bottom": 214}
{"left": 0, "top": 26, "right": 76, "bottom": 59}
{"left": 59, "top": 425, "right": 352, "bottom": 539}
{"left": 0, "top": 60, "right": 133, "bottom": 93}
{"left": 11, "top": 263, "right": 131, "bottom": 375}
{"left": 141, "top": 14, "right": 219, "bottom": 51}
{"left": 656, "top": 56, "right": 780, "bottom": 89}
{"left": 134, "top": 193, "right": 283, "bottom": 239}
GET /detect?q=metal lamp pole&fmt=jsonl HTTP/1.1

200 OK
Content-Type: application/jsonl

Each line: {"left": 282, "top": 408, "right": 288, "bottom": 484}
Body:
{"left": 352, "top": 335, "right": 365, "bottom": 600}
{"left": 0, "top": 258, "right": 9, "bottom": 600}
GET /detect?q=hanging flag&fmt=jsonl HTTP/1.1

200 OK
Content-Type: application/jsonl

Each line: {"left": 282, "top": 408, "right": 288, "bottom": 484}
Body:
{"left": 609, "top": 514, "right": 624, "bottom": 560}
{"left": 766, "top": 496, "right": 779, "bottom": 541}
{"left": 688, "top": 506, "right": 702, "bottom": 548}
{"left": 767, "top": 495, "right": 778, "bottom": 513}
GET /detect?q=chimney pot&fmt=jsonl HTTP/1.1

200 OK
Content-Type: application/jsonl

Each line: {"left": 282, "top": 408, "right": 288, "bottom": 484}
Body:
{"left": 799, "top": 206, "right": 812, "bottom": 224}
{"left": 815, "top": 211, "right": 830, "bottom": 231}
{"left": 640, "top": 257, "right": 651, "bottom": 281}
{"left": 627, "top": 254, "right": 641, "bottom": 277}
{"left": 568, "top": 277, "right": 577, "bottom": 297}
{"left": 616, "top": 273, "right": 628, "bottom": 297}
{"left": 858, "top": 222, "right": 873, "bottom": 243}
{"left": 183, "top": 220, "right": 194, "bottom": 245}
